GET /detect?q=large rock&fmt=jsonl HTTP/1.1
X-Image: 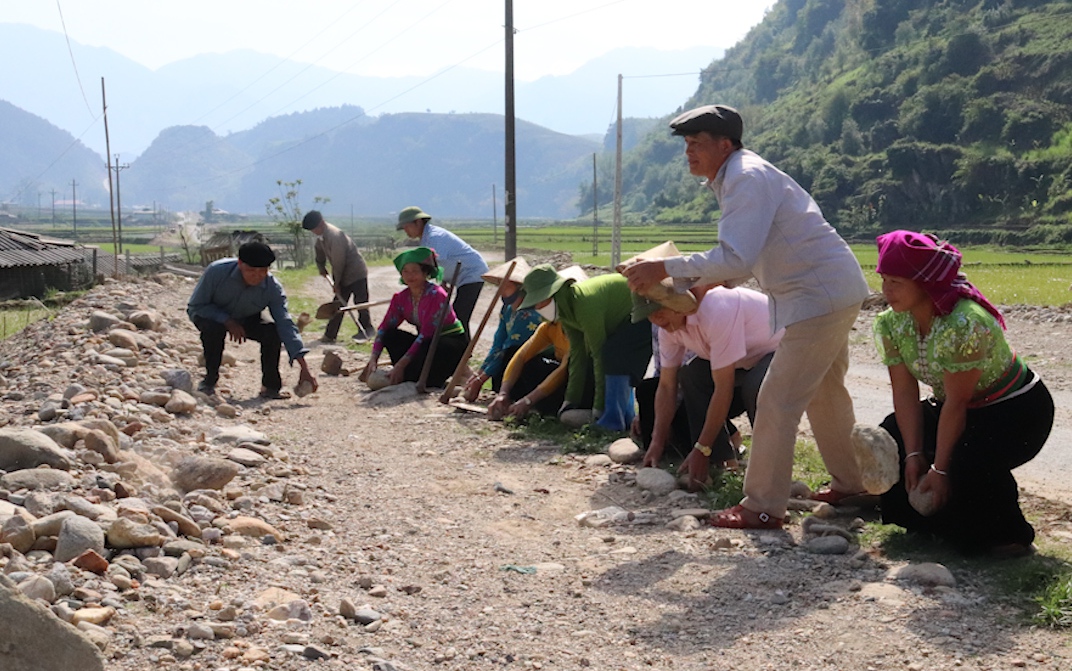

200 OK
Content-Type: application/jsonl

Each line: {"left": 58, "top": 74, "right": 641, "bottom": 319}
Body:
{"left": 209, "top": 425, "right": 268, "bottom": 445}
{"left": 851, "top": 424, "right": 899, "bottom": 495}
{"left": 1, "top": 469, "right": 75, "bottom": 491}
{"left": 607, "top": 438, "right": 642, "bottom": 464}
{"left": 0, "top": 429, "right": 74, "bottom": 471}
{"left": 0, "top": 573, "right": 107, "bottom": 671}
{"left": 223, "top": 516, "right": 284, "bottom": 542}
{"left": 908, "top": 483, "right": 940, "bottom": 517}
{"left": 106, "top": 517, "right": 166, "bottom": 549}
{"left": 88, "top": 311, "right": 121, "bottom": 332}
{"left": 35, "top": 423, "right": 88, "bottom": 450}
{"left": 888, "top": 562, "right": 956, "bottom": 588}
{"left": 162, "top": 369, "right": 194, "bottom": 393}
{"left": 1, "top": 515, "right": 35, "bottom": 554}
{"left": 321, "top": 350, "right": 344, "bottom": 375}
{"left": 55, "top": 516, "right": 106, "bottom": 562}
{"left": 636, "top": 468, "right": 677, "bottom": 497}
{"left": 170, "top": 457, "right": 239, "bottom": 493}
{"left": 128, "top": 310, "right": 163, "bottom": 330}
{"left": 165, "top": 390, "right": 198, "bottom": 415}
{"left": 83, "top": 430, "right": 119, "bottom": 464}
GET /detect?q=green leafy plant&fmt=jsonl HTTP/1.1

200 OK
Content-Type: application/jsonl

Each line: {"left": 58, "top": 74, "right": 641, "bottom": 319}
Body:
{"left": 265, "top": 179, "right": 330, "bottom": 268}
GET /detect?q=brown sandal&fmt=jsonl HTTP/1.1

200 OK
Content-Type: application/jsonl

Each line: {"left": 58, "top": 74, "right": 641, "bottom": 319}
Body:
{"left": 709, "top": 504, "right": 783, "bottom": 529}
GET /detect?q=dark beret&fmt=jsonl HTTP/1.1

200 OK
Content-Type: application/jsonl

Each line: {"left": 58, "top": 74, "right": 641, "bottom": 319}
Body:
{"left": 237, "top": 241, "right": 276, "bottom": 267}
{"left": 301, "top": 210, "right": 324, "bottom": 230}
{"left": 669, "top": 104, "right": 743, "bottom": 141}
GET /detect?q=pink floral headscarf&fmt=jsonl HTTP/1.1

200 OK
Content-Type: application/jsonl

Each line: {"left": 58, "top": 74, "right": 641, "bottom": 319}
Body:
{"left": 875, "top": 230, "right": 1005, "bottom": 329}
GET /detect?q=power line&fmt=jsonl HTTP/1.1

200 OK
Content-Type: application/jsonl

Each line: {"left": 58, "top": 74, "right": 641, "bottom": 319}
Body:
{"left": 55, "top": 0, "right": 94, "bottom": 116}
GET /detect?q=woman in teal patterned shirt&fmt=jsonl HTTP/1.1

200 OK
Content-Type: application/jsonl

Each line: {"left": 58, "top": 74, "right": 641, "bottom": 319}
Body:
{"left": 874, "top": 230, "right": 1053, "bottom": 556}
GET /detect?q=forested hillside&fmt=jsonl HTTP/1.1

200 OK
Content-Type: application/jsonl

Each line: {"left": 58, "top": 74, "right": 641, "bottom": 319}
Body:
{"left": 619, "top": 0, "right": 1072, "bottom": 244}
{"left": 0, "top": 101, "right": 108, "bottom": 208}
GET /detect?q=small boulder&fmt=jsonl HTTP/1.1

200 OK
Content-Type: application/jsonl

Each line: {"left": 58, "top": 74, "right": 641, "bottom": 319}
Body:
{"left": 88, "top": 311, "right": 121, "bottom": 332}
{"left": 165, "top": 390, "right": 198, "bottom": 415}
{"left": 0, "top": 428, "right": 74, "bottom": 471}
{"left": 851, "top": 424, "right": 899, "bottom": 495}
{"left": 162, "top": 369, "right": 194, "bottom": 393}
{"left": 908, "top": 483, "right": 940, "bottom": 517}
{"left": 106, "top": 517, "right": 166, "bottom": 549}
{"left": 83, "top": 430, "right": 119, "bottom": 464}
{"left": 55, "top": 515, "right": 106, "bottom": 562}
{"left": 559, "top": 409, "right": 593, "bottom": 429}
{"left": 889, "top": 562, "right": 956, "bottom": 588}
{"left": 128, "top": 310, "right": 163, "bottom": 330}
{"left": 321, "top": 350, "right": 344, "bottom": 376}
{"left": 1, "top": 469, "right": 75, "bottom": 491}
{"left": 636, "top": 468, "right": 677, "bottom": 497}
{"left": 170, "top": 456, "right": 240, "bottom": 493}
{"left": 607, "top": 438, "right": 642, "bottom": 464}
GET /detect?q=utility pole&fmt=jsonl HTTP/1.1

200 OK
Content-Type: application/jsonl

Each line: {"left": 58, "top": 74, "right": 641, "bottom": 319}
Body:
{"left": 592, "top": 154, "right": 598, "bottom": 257}
{"left": 612, "top": 74, "right": 624, "bottom": 268}
{"left": 71, "top": 180, "right": 78, "bottom": 239}
{"left": 50, "top": 189, "right": 57, "bottom": 227}
{"left": 504, "top": 0, "right": 517, "bottom": 259}
{"left": 102, "top": 77, "right": 119, "bottom": 263}
{"left": 492, "top": 184, "right": 498, "bottom": 246}
{"left": 112, "top": 154, "right": 130, "bottom": 254}
{"left": 37, "top": 192, "right": 42, "bottom": 222}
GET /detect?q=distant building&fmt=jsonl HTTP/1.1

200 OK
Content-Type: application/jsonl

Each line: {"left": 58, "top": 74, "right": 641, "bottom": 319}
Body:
{"left": 0, "top": 227, "right": 92, "bottom": 299}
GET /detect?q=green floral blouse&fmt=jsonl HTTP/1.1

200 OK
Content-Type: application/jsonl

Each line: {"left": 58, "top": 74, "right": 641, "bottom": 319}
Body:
{"left": 874, "top": 299, "right": 1013, "bottom": 401}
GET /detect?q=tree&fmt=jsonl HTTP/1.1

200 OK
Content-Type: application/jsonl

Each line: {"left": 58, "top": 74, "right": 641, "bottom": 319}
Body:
{"left": 265, "top": 179, "right": 330, "bottom": 268}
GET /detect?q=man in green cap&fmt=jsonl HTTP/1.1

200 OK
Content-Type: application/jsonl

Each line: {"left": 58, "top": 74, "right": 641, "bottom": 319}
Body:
{"left": 396, "top": 206, "right": 488, "bottom": 337}
{"left": 519, "top": 265, "right": 651, "bottom": 430}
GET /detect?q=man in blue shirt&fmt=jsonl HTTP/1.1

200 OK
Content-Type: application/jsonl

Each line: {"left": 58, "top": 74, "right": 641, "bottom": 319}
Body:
{"left": 187, "top": 241, "right": 318, "bottom": 398}
{"left": 396, "top": 206, "right": 488, "bottom": 337}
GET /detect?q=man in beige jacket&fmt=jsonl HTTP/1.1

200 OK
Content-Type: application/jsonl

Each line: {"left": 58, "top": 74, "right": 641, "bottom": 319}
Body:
{"left": 302, "top": 211, "right": 375, "bottom": 342}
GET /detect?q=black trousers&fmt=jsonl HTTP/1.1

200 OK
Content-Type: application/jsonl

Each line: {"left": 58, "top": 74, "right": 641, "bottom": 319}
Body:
{"left": 453, "top": 282, "right": 484, "bottom": 339}
{"left": 879, "top": 373, "right": 1053, "bottom": 553}
{"left": 679, "top": 353, "right": 771, "bottom": 462}
{"left": 325, "top": 277, "right": 374, "bottom": 339}
{"left": 194, "top": 315, "right": 282, "bottom": 390}
{"left": 382, "top": 328, "right": 468, "bottom": 389}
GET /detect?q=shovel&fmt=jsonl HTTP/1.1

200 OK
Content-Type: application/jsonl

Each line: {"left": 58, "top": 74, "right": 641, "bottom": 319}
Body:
{"left": 314, "top": 276, "right": 387, "bottom": 320}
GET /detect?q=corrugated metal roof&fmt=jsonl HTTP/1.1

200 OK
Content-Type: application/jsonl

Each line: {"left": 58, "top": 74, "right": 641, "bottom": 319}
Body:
{"left": 0, "top": 227, "right": 87, "bottom": 269}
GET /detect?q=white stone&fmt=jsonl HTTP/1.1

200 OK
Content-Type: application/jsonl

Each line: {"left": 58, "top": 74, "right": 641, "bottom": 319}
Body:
{"left": 851, "top": 424, "right": 900, "bottom": 494}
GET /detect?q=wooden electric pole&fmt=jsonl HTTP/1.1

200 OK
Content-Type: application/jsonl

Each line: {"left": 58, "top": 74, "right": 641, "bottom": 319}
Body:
{"left": 504, "top": 0, "right": 517, "bottom": 259}
{"left": 492, "top": 184, "right": 498, "bottom": 246}
{"left": 102, "top": 78, "right": 120, "bottom": 261}
{"left": 592, "top": 153, "right": 599, "bottom": 257}
{"left": 113, "top": 154, "right": 130, "bottom": 255}
{"left": 612, "top": 74, "right": 623, "bottom": 268}
{"left": 71, "top": 180, "right": 78, "bottom": 239}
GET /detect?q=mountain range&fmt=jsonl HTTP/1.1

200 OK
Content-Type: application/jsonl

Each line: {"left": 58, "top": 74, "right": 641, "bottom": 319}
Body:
{"left": 0, "top": 23, "right": 720, "bottom": 158}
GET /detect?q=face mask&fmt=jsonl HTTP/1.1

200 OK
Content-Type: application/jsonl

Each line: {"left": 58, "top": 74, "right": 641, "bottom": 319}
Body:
{"left": 501, "top": 289, "right": 518, "bottom": 305}
{"left": 536, "top": 299, "right": 557, "bottom": 322}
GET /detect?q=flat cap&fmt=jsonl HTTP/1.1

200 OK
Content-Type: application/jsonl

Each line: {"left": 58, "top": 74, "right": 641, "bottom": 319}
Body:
{"left": 237, "top": 241, "right": 276, "bottom": 267}
{"left": 669, "top": 104, "right": 743, "bottom": 141}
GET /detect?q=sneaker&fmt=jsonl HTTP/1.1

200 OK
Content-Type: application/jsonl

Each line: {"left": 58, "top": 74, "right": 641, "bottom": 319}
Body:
{"left": 319, "top": 336, "right": 336, "bottom": 344}
{"left": 197, "top": 381, "right": 216, "bottom": 395}
{"left": 352, "top": 332, "right": 370, "bottom": 343}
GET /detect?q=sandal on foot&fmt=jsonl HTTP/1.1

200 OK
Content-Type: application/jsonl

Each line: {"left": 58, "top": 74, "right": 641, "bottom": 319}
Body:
{"left": 259, "top": 387, "right": 292, "bottom": 400}
{"left": 709, "top": 504, "right": 783, "bottom": 529}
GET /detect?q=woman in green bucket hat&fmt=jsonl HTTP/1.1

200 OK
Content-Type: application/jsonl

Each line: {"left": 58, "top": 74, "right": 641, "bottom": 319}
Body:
{"left": 361, "top": 247, "right": 467, "bottom": 388}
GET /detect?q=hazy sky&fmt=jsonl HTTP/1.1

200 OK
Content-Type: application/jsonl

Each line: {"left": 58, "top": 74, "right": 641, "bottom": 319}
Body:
{"left": 2, "top": 0, "right": 775, "bottom": 81}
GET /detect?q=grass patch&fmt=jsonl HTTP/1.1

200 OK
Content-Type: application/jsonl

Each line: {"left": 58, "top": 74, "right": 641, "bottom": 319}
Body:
{"left": 506, "top": 413, "right": 622, "bottom": 454}
{"left": 273, "top": 264, "right": 374, "bottom": 343}
{"left": 863, "top": 503, "right": 1072, "bottom": 627}
{"left": 0, "top": 307, "right": 53, "bottom": 339}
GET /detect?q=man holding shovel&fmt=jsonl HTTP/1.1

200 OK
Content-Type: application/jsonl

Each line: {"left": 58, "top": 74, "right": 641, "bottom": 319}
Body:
{"left": 302, "top": 210, "right": 375, "bottom": 343}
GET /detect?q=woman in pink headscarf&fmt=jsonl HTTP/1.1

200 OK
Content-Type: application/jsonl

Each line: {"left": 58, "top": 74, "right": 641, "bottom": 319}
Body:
{"left": 874, "top": 230, "right": 1053, "bottom": 557}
